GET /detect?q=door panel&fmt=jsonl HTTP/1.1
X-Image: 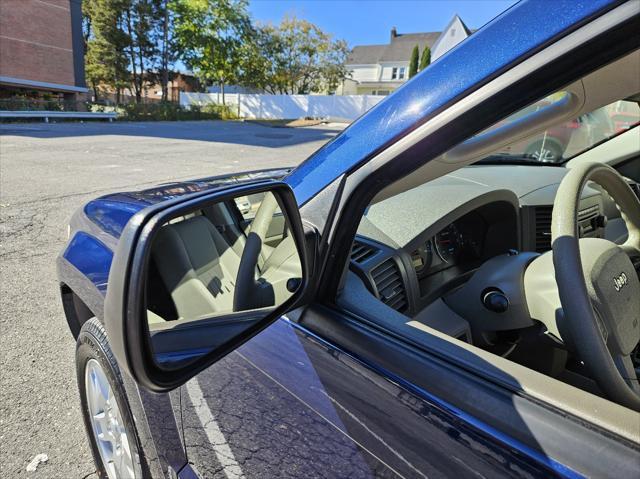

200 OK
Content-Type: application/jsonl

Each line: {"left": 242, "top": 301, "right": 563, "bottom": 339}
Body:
{"left": 181, "top": 326, "right": 393, "bottom": 477}
{"left": 181, "top": 318, "right": 557, "bottom": 478}
{"left": 123, "top": 379, "right": 186, "bottom": 478}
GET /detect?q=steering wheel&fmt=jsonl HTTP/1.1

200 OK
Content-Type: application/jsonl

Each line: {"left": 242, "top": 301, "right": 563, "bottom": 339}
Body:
{"left": 234, "top": 192, "right": 280, "bottom": 311}
{"left": 552, "top": 162, "right": 640, "bottom": 410}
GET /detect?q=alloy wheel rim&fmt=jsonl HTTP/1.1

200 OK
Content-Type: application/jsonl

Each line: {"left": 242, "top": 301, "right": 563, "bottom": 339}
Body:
{"left": 85, "top": 359, "right": 135, "bottom": 479}
{"left": 530, "top": 147, "right": 557, "bottom": 162}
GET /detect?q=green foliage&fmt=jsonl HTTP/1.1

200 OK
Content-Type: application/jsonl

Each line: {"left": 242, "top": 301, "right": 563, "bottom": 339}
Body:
{"left": 84, "top": 0, "right": 173, "bottom": 103}
{"left": 82, "top": 0, "right": 351, "bottom": 105}
{"left": 0, "top": 97, "right": 63, "bottom": 112}
{"left": 171, "top": 0, "right": 252, "bottom": 103}
{"left": 83, "top": 0, "right": 130, "bottom": 99}
{"left": 419, "top": 45, "right": 431, "bottom": 71}
{"left": 201, "top": 102, "right": 238, "bottom": 119}
{"left": 0, "top": 95, "right": 238, "bottom": 122}
{"left": 118, "top": 101, "right": 236, "bottom": 121}
{"left": 408, "top": 45, "right": 419, "bottom": 78}
{"left": 238, "top": 17, "right": 349, "bottom": 94}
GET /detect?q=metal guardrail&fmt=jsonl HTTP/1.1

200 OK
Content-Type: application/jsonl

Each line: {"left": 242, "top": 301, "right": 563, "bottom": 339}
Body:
{"left": 0, "top": 110, "right": 117, "bottom": 122}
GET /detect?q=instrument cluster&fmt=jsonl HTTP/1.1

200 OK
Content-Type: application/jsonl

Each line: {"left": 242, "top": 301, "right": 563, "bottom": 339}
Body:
{"left": 410, "top": 213, "right": 486, "bottom": 278}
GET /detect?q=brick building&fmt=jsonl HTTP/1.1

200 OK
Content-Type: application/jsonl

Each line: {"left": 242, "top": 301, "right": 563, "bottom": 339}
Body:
{"left": 145, "top": 72, "right": 202, "bottom": 102}
{"left": 0, "top": 0, "right": 87, "bottom": 102}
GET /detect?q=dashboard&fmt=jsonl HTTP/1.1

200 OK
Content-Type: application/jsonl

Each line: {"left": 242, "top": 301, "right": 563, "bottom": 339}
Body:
{"left": 349, "top": 164, "right": 633, "bottom": 326}
{"left": 407, "top": 201, "right": 520, "bottom": 310}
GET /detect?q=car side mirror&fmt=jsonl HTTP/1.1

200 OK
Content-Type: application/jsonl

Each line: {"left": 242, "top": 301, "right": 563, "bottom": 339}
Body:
{"left": 104, "top": 181, "right": 308, "bottom": 392}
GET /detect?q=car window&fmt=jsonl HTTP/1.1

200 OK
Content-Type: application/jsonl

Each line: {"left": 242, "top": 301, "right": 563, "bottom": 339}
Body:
{"left": 478, "top": 93, "right": 640, "bottom": 164}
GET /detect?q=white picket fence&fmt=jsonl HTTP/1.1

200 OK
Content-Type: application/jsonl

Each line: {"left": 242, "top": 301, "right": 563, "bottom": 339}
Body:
{"left": 180, "top": 92, "right": 385, "bottom": 121}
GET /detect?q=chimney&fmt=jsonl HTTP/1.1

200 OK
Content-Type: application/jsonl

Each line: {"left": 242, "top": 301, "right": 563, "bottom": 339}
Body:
{"left": 390, "top": 27, "right": 397, "bottom": 41}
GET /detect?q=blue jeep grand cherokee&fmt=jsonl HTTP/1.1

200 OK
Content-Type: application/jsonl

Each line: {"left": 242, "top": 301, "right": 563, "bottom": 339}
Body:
{"left": 58, "top": 1, "right": 640, "bottom": 477}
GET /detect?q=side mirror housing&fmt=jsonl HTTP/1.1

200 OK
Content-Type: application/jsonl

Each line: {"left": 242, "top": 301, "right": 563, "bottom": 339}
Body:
{"left": 104, "top": 181, "right": 308, "bottom": 392}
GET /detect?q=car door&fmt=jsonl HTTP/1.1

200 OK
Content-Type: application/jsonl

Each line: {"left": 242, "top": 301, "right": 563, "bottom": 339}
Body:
{"left": 179, "top": 315, "right": 560, "bottom": 478}
{"left": 181, "top": 292, "right": 640, "bottom": 479}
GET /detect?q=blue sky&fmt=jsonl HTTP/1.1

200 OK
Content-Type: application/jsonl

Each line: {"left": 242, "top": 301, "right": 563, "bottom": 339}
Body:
{"left": 248, "top": 0, "right": 518, "bottom": 46}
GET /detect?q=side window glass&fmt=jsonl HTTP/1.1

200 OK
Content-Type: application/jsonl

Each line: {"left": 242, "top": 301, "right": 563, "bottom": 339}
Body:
{"left": 480, "top": 92, "right": 640, "bottom": 163}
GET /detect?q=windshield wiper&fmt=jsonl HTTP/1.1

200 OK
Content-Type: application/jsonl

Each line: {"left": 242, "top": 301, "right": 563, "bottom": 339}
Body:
{"left": 475, "top": 154, "right": 563, "bottom": 166}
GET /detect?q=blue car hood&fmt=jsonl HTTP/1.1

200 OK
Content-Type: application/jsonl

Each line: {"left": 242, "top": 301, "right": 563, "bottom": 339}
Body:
{"left": 83, "top": 168, "right": 291, "bottom": 239}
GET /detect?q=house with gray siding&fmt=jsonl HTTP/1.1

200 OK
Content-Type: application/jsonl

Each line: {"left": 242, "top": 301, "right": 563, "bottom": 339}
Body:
{"left": 339, "top": 15, "right": 472, "bottom": 95}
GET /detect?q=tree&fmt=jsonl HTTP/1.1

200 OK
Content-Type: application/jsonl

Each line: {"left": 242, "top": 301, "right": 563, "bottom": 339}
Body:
{"left": 236, "top": 26, "right": 282, "bottom": 94}
{"left": 320, "top": 39, "right": 349, "bottom": 93}
{"left": 419, "top": 45, "right": 431, "bottom": 71}
{"left": 171, "top": 0, "right": 252, "bottom": 104}
{"left": 238, "top": 17, "right": 349, "bottom": 95}
{"left": 84, "top": 0, "right": 130, "bottom": 102}
{"left": 84, "top": 0, "right": 166, "bottom": 103}
{"left": 408, "top": 45, "right": 419, "bottom": 78}
{"left": 122, "top": 0, "right": 160, "bottom": 103}
{"left": 157, "top": 0, "right": 174, "bottom": 101}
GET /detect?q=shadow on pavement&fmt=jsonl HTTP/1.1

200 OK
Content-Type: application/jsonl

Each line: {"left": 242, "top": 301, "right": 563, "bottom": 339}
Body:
{"left": 0, "top": 120, "right": 344, "bottom": 149}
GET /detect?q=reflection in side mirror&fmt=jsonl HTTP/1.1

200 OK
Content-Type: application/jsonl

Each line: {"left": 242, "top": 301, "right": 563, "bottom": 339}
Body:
{"left": 145, "top": 190, "right": 302, "bottom": 371}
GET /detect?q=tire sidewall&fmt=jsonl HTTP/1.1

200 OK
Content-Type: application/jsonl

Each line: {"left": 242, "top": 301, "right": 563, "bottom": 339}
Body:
{"left": 76, "top": 318, "right": 146, "bottom": 479}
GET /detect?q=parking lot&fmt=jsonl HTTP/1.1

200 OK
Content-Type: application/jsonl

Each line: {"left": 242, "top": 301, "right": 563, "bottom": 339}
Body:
{"left": 0, "top": 120, "right": 342, "bottom": 478}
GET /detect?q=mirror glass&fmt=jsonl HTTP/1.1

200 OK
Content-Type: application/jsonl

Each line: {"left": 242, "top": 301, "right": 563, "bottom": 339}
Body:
{"left": 144, "top": 190, "right": 302, "bottom": 369}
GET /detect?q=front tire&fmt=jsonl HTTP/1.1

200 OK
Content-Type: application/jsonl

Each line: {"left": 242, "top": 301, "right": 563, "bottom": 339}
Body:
{"left": 76, "top": 318, "right": 146, "bottom": 479}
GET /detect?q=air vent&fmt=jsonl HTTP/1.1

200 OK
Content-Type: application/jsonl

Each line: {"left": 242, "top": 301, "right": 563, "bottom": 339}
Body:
{"left": 350, "top": 240, "right": 378, "bottom": 264}
{"left": 535, "top": 204, "right": 602, "bottom": 252}
{"left": 534, "top": 206, "right": 553, "bottom": 252}
{"left": 577, "top": 204, "right": 600, "bottom": 222}
{"left": 371, "top": 259, "right": 407, "bottom": 313}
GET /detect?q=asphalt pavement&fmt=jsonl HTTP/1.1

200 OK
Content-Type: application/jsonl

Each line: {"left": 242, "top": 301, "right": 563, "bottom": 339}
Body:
{"left": 0, "top": 120, "right": 342, "bottom": 478}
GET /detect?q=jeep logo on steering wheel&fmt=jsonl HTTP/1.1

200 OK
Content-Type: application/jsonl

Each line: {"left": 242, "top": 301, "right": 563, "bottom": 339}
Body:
{"left": 613, "top": 272, "right": 628, "bottom": 292}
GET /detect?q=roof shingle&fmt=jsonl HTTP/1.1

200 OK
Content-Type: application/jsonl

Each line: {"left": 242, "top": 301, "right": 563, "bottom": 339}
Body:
{"left": 347, "top": 31, "right": 441, "bottom": 65}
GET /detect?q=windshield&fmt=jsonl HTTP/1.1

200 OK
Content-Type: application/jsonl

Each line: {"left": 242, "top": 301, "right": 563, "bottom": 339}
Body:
{"left": 477, "top": 96, "right": 640, "bottom": 165}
